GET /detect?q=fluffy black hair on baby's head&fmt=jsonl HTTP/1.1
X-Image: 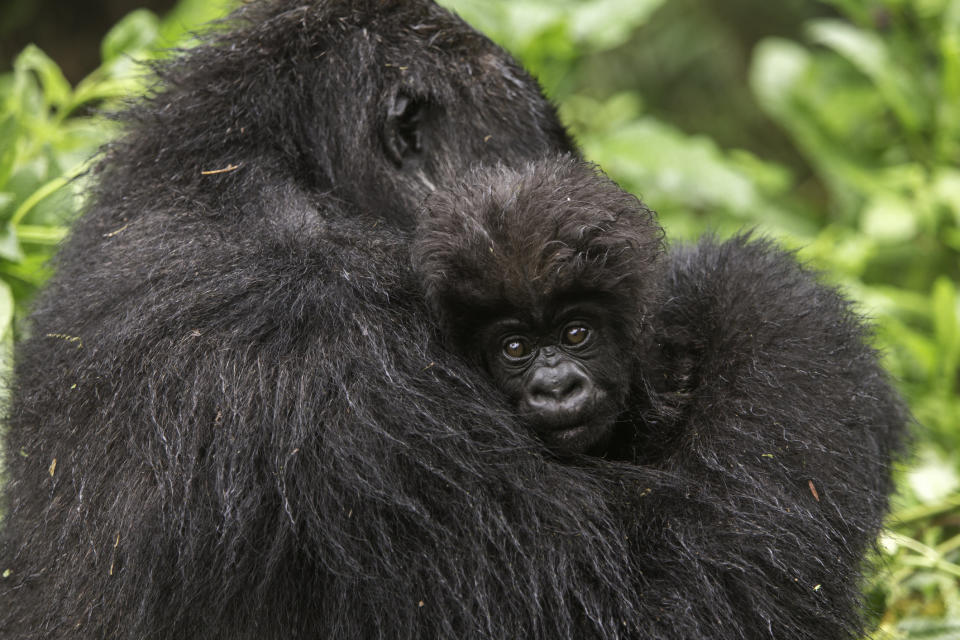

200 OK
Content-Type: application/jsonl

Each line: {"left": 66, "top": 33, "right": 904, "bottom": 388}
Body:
{"left": 413, "top": 156, "right": 664, "bottom": 348}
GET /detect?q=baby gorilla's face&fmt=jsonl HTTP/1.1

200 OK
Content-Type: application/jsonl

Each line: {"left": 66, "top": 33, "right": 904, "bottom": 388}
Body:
{"left": 480, "top": 300, "right": 630, "bottom": 455}
{"left": 412, "top": 157, "right": 664, "bottom": 456}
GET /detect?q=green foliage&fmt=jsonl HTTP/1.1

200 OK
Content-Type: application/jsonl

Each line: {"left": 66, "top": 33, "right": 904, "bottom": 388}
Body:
{"left": 444, "top": 0, "right": 667, "bottom": 95}
{"left": 746, "top": 7, "right": 960, "bottom": 632}
{"left": 1, "top": 0, "right": 958, "bottom": 636}
{"left": 0, "top": 0, "right": 228, "bottom": 323}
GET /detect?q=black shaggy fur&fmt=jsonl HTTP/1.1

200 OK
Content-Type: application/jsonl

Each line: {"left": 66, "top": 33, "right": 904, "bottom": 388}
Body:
{"left": 412, "top": 158, "right": 910, "bottom": 639}
{"left": 0, "top": 0, "right": 596, "bottom": 637}
{"left": 0, "top": 0, "right": 909, "bottom": 637}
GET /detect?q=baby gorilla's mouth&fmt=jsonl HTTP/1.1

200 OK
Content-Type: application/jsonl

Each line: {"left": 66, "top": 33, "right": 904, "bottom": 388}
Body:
{"left": 533, "top": 412, "right": 618, "bottom": 455}
{"left": 521, "top": 384, "right": 620, "bottom": 454}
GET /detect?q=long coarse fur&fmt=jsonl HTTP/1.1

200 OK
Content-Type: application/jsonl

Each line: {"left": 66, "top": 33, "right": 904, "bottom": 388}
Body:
{"left": 1, "top": 1, "right": 908, "bottom": 638}
{"left": 412, "top": 158, "right": 911, "bottom": 639}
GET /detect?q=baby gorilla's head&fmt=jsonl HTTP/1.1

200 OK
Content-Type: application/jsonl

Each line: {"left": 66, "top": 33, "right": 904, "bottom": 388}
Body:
{"left": 413, "top": 157, "right": 664, "bottom": 454}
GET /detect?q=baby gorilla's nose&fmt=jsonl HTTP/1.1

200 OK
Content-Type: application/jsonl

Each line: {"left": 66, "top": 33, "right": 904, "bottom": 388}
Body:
{"left": 524, "top": 361, "right": 594, "bottom": 423}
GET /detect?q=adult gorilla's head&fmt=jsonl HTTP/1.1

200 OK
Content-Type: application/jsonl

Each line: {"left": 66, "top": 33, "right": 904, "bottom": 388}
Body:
{"left": 104, "top": 0, "right": 576, "bottom": 228}
{"left": 1, "top": 2, "right": 589, "bottom": 637}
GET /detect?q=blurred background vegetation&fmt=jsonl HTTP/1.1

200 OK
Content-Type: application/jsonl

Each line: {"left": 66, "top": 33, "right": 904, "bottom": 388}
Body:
{"left": 1, "top": 0, "right": 958, "bottom": 636}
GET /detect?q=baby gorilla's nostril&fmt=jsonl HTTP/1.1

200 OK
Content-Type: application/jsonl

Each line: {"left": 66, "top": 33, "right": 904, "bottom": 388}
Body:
{"left": 558, "top": 376, "right": 586, "bottom": 404}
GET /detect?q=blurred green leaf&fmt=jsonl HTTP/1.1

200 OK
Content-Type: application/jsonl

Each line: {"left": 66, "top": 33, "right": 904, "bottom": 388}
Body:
{"left": 100, "top": 9, "right": 161, "bottom": 63}
{"left": 933, "top": 169, "right": 960, "bottom": 227}
{"left": 861, "top": 194, "right": 919, "bottom": 243}
{"left": 931, "top": 277, "right": 959, "bottom": 384}
{"left": 936, "top": 3, "right": 960, "bottom": 161}
{"left": 158, "top": 0, "right": 233, "bottom": 46}
{"left": 0, "top": 113, "right": 18, "bottom": 188}
{"left": 12, "top": 46, "right": 71, "bottom": 113}
{"left": 445, "top": 0, "right": 663, "bottom": 52}
{"left": 0, "top": 274, "right": 11, "bottom": 323}
{"left": 750, "top": 38, "right": 811, "bottom": 116}
{"left": 585, "top": 117, "right": 759, "bottom": 211}
{"left": 570, "top": 0, "right": 666, "bottom": 50}
{"left": 895, "top": 617, "right": 960, "bottom": 639}
{"left": 0, "top": 224, "right": 23, "bottom": 262}
{"left": 807, "top": 19, "right": 922, "bottom": 132}
{"left": 908, "top": 449, "right": 960, "bottom": 505}
{"left": 806, "top": 19, "right": 883, "bottom": 75}
{"left": 9, "top": 59, "right": 43, "bottom": 123}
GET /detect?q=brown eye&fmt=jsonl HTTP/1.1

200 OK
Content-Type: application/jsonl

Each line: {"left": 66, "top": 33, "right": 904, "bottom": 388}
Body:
{"left": 562, "top": 324, "right": 590, "bottom": 347}
{"left": 502, "top": 338, "right": 530, "bottom": 360}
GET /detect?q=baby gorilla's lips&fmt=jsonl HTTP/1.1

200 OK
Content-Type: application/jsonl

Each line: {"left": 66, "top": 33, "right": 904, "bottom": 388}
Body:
{"left": 526, "top": 393, "right": 617, "bottom": 454}
{"left": 544, "top": 420, "right": 612, "bottom": 453}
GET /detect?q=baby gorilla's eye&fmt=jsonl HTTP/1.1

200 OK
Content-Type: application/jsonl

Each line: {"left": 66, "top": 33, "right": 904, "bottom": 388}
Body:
{"left": 562, "top": 324, "right": 590, "bottom": 347}
{"left": 502, "top": 337, "right": 531, "bottom": 360}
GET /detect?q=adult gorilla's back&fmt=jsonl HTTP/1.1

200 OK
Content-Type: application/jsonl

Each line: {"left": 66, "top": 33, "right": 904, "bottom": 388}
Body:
{"left": 0, "top": 1, "right": 586, "bottom": 638}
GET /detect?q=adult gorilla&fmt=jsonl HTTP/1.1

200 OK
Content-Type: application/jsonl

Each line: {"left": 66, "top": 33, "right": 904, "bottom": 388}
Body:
{"left": 0, "top": 2, "right": 906, "bottom": 640}
{"left": 1, "top": 0, "right": 580, "bottom": 637}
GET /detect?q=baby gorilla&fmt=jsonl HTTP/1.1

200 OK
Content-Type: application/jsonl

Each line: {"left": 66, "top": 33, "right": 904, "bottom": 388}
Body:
{"left": 413, "top": 156, "right": 908, "bottom": 459}
{"left": 413, "top": 157, "right": 663, "bottom": 455}
{"left": 412, "top": 156, "right": 909, "bottom": 637}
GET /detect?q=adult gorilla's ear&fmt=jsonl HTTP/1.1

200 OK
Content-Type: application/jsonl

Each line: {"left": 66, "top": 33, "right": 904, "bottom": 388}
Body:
{"left": 383, "top": 92, "right": 428, "bottom": 168}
